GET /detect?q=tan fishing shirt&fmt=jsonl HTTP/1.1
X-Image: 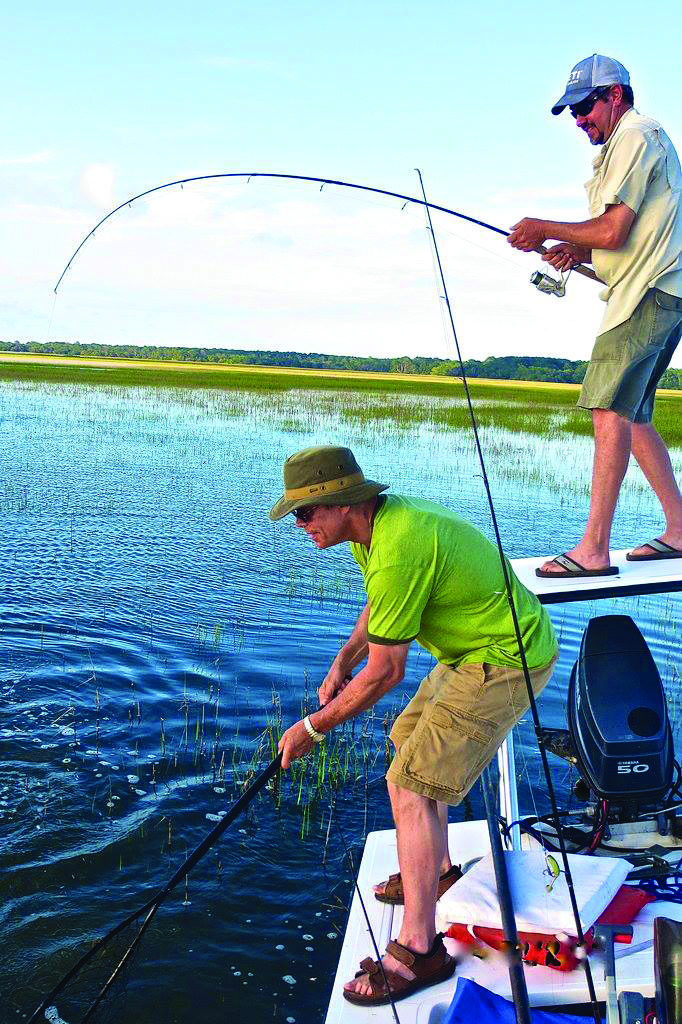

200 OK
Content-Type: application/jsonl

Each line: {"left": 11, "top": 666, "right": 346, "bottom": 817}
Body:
{"left": 586, "top": 107, "right": 682, "bottom": 336}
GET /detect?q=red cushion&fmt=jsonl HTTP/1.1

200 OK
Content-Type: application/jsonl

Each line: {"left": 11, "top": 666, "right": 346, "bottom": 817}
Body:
{"left": 596, "top": 884, "right": 655, "bottom": 925}
{"left": 444, "top": 886, "right": 653, "bottom": 972}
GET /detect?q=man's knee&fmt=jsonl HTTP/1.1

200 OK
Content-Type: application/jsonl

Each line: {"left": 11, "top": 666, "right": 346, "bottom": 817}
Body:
{"left": 388, "top": 779, "right": 438, "bottom": 812}
{"left": 632, "top": 421, "right": 660, "bottom": 441}
{"left": 592, "top": 407, "right": 630, "bottom": 430}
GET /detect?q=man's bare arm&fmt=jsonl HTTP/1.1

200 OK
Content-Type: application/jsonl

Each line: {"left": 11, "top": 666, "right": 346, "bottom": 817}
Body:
{"left": 314, "top": 641, "right": 409, "bottom": 730}
{"left": 508, "top": 202, "right": 636, "bottom": 254}
{"left": 278, "top": 641, "right": 409, "bottom": 769}
{"left": 318, "top": 603, "right": 370, "bottom": 706}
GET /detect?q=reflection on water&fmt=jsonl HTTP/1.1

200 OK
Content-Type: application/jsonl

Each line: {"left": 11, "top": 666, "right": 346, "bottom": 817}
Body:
{"left": 0, "top": 381, "right": 680, "bottom": 1022}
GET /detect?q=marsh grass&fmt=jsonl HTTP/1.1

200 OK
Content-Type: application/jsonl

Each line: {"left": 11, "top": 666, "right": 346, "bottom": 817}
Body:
{"left": 3, "top": 358, "right": 682, "bottom": 445}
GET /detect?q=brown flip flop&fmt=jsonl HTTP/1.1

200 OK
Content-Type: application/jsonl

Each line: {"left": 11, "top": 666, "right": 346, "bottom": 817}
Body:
{"left": 535, "top": 553, "right": 618, "bottom": 579}
{"left": 342, "top": 934, "right": 458, "bottom": 1006}
{"left": 626, "top": 538, "right": 682, "bottom": 562}
{"left": 374, "top": 864, "right": 462, "bottom": 905}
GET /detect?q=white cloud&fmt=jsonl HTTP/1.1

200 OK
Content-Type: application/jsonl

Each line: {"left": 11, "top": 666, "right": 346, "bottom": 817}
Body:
{"left": 80, "top": 163, "right": 117, "bottom": 211}
{"left": 0, "top": 151, "right": 53, "bottom": 166}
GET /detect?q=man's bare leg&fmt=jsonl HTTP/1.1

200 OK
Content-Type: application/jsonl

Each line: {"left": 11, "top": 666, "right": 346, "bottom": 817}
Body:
{"left": 437, "top": 801, "right": 453, "bottom": 872}
{"left": 373, "top": 799, "right": 451, "bottom": 896}
{"left": 629, "top": 422, "right": 682, "bottom": 553}
{"left": 540, "top": 408, "right": 632, "bottom": 573}
{"left": 345, "top": 783, "right": 444, "bottom": 996}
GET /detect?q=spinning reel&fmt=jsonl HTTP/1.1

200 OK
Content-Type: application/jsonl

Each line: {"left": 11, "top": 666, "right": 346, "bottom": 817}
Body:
{"left": 530, "top": 267, "right": 571, "bottom": 298}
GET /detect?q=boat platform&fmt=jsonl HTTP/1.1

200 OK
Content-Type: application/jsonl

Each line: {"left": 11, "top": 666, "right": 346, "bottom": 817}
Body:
{"left": 512, "top": 549, "right": 682, "bottom": 604}
{"left": 324, "top": 820, "right": 682, "bottom": 1023}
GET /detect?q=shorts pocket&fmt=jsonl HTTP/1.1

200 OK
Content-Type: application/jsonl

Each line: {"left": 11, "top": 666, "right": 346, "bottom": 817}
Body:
{"left": 403, "top": 702, "right": 497, "bottom": 799}
{"left": 430, "top": 703, "right": 494, "bottom": 743}
{"left": 655, "top": 291, "right": 682, "bottom": 313}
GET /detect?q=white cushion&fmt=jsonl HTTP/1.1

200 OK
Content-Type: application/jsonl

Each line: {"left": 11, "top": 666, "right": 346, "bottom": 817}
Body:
{"left": 435, "top": 850, "right": 632, "bottom": 934}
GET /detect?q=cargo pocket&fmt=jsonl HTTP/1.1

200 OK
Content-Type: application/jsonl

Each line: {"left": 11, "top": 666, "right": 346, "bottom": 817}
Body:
{"left": 655, "top": 291, "right": 682, "bottom": 314}
{"left": 403, "top": 700, "right": 497, "bottom": 801}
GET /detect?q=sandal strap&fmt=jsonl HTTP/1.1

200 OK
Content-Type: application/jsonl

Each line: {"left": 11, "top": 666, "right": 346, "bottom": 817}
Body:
{"left": 647, "top": 538, "right": 676, "bottom": 553}
{"left": 552, "top": 553, "right": 584, "bottom": 572}
{"left": 355, "top": 956, "right": 412, "bottom": 998}
{"left": 386, "top": 934, "right": 445, "bottom": 973}
{"left": 358, "top": 956, "right": 380, "bottom": 977}
{"left": 386, "top": 940, "right": 416, "bottom": 968}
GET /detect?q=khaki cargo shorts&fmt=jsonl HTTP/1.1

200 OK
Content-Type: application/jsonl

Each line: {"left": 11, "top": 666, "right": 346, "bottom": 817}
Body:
{"left": 578, "top": 289, "right": 682, "bottom": 423}
{"left": 386, "top": 655, "right": 557, "bottom": 805}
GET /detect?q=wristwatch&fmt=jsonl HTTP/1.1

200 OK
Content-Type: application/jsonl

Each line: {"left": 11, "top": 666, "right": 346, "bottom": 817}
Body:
{"left": 303, "top": 714, "right": 325, "bottom": 743}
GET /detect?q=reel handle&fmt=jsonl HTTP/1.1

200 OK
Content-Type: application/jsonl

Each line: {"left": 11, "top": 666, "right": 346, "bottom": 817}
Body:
{"left": 536, "top": 245, "right": 601, "bottom": 284}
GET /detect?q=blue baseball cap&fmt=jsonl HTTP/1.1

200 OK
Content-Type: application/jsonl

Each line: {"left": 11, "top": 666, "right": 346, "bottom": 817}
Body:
{"left": 551, "top": 54, "right": 630, "bottom": 115}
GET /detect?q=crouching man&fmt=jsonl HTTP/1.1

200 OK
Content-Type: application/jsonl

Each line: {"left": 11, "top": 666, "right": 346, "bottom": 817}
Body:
{"left": 273, "top": 446, "right": 557, "bottom": 1006}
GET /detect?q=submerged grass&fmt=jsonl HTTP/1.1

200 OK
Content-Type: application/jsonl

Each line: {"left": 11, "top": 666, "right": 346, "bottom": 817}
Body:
{"left": 3, "top": 354, "right": 682, "bottom": 444}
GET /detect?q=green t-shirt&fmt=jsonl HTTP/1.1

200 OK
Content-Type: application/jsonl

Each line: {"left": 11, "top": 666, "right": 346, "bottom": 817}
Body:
{"left": 350, "top": 494, "right": 557, "bottom": 670}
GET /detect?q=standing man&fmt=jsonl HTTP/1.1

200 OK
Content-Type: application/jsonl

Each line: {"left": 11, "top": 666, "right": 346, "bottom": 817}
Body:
{"left": 508, "top": 55, "right": 682, "bottom": 578}
{"left": 273, "top": 445, "right": 557, "bottom": 1006}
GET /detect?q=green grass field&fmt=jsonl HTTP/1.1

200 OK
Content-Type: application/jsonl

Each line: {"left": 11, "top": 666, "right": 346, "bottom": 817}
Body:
{"left": 2, "top": 352, "right": 681, "bottom": 445}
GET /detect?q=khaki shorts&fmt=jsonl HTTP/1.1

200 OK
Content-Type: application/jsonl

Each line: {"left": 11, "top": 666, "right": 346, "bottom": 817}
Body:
{"left": 387, "top": 656, "right": 557, "bottom": 805}
{"left": 578, "top": 289, "right": 682, "bottom": 423}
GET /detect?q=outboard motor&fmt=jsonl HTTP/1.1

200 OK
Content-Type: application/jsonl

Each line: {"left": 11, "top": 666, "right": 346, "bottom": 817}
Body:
{"left": 568, "top": 615, "right": 673, "bottom": 810}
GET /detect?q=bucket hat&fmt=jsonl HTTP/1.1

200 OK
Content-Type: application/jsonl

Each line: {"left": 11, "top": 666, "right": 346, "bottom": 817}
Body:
{"left": 269, "top": 445, "right": 388, "bottom": 521}
{"left": 552, "top": 54, "right": 630, "bottom": 115}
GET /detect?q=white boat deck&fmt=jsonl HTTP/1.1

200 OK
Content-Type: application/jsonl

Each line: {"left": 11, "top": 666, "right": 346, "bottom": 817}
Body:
{"left": 324, "top": 820, "right": 682, "bottom": 1023}
{"left": 511, "top": 549, "right": 682, "bottom": 604}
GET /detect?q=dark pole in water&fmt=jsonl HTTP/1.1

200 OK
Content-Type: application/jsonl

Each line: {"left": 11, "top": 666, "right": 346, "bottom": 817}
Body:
{"left": 481, "top": 765, "right": 532, "bottom": 1024}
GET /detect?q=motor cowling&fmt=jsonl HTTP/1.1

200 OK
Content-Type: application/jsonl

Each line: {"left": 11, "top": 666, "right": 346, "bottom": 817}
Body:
{"left": 568, "top": 615, "right": 673, "bottom": 805}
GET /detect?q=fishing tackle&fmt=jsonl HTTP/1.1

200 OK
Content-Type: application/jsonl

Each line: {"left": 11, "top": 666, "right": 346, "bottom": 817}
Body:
{"left": 530, "top": 268, "right": 571, "bottom": 298}
{"left": 53, "top": 170, "right": 600, "bottom": 294}
{"left": 27, "top": 752, "right": 283, "bottom": 1024}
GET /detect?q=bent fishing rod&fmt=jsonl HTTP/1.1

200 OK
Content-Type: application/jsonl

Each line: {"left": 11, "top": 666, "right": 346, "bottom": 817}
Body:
{"left": 27, "top": 751, "right": 282, "bottom": 1024}
{"left": 53, "top": 170, "right": 599, "bottom": 296}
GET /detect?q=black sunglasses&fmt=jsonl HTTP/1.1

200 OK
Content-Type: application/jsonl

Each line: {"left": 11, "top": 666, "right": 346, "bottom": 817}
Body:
{"left": 292, "top": 505, "right": 319, "bottom": 523}
{"left": 570, "top": 87, "right": 611, "bottom": 119}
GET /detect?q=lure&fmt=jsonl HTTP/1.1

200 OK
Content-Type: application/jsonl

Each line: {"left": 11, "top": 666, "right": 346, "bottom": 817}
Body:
{"left": 545, "top": 854, "right": 562, "bottom": 892}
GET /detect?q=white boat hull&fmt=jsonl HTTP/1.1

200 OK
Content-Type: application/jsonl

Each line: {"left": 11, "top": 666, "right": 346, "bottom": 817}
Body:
{"left": 325, "top": 820, "right": 682, "bottom": 1022}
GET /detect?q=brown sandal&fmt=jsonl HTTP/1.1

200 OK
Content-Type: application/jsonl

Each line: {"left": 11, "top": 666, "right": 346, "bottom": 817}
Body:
{"left": 342, "top": 933, "right": 457, "bottom": 1006}
{"left": 374, "top": 864, "right": 462, "bottom": 905}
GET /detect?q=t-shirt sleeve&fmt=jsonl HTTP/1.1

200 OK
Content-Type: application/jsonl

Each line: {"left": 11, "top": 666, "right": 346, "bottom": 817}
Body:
{"left": 365, "top": 563, "right": 432, "bottom": 645}
{"left": 599, "top": 128, "right": 663, "bottom": 214}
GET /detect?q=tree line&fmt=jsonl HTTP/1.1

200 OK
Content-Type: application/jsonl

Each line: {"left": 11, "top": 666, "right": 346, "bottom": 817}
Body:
{"left": 2, "top": 340, "right": 681, "bottom": 389}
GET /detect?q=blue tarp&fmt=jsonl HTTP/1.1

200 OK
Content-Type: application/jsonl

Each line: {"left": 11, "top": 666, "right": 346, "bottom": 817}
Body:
{"left": 443, "top": 977, "right": 604, "bottom": 1023}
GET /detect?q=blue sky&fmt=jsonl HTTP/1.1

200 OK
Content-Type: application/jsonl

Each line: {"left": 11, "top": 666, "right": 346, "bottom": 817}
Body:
{"left": 3, "top": 0, "right": 682, "bottom": 363}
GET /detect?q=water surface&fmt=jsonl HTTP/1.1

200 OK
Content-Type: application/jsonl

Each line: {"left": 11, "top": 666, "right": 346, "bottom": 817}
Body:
{"left": 1, "top": 381, "right": 681, "bottom": 1023}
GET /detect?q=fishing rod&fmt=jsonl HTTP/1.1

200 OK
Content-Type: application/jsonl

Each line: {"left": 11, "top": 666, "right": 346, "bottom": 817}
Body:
{"left": 27, "top": 751, "right": 283, "bottom": 1024}
{"left": 481, "top": 766, "right": 531, "bottom": 1024}
{"left": 53, "top": 170, "right": 599, "bottom": 296}
{"left": 416, "top": 167, "right": 602, "bottom": 1024}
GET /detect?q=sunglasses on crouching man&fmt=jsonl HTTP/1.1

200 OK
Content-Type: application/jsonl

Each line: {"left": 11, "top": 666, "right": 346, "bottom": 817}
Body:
{"left": 570, "top": 86, "right": 612, "bottom": 119}
{"left": 292, "top": 505, "right": 320, "bottom": 523}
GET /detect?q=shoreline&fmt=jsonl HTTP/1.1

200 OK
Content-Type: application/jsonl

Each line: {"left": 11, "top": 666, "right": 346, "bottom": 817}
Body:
{"left": 0, "top": 351, "right": 586, "bottom": 394}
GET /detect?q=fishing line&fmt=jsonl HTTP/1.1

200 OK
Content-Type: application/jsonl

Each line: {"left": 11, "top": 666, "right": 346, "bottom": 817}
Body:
{"left": 27, "top": 751, "right": 283, "bottom": 1024}
{"left": 330, "top": 791, "right": 402, "bottom": 1023}
{"left": 415, "top": 168, "right": 602, "bottom": 1024}
{"left": 52, "top": 171, "right": 599, "bottom": 294}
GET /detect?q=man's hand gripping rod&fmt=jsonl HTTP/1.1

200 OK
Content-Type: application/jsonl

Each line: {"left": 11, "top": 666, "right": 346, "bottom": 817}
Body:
{"left": 530, "top": 245, "right": 601, "bottom": 297}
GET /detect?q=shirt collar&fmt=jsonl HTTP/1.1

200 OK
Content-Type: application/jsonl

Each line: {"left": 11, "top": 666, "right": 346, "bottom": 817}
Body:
{"left": 592, "top": 107, "right": 638, "bottom": 171}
